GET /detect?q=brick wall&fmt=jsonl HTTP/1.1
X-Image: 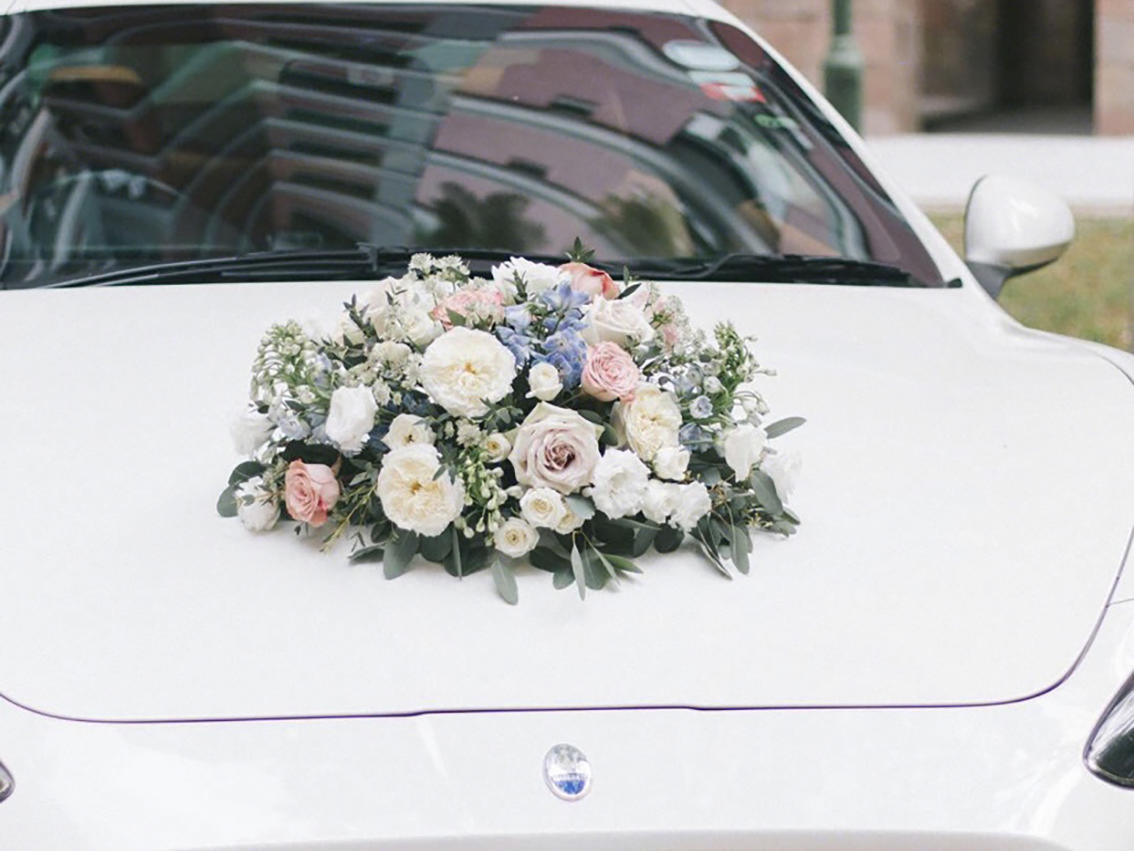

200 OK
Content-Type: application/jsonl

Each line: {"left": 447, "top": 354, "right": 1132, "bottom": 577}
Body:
{"left": 1097, "top": 0, "right": 1134, "bottom": 134}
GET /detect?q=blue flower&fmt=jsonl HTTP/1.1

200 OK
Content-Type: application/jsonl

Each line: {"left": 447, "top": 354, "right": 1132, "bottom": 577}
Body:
{"left": 679, "top": 422, "right": 709, "bottom": 449}
{"left": 504, "top": 305, "right": 533, "bottom": 332}
{"left": 538, "top": 327, "right": 587, "bottom": 388}
{"left": 496, "top": 326, "right": 533, "bottom": 366}
{"left": 690, "top": 395, "right": 714, "bottom": 420}
{"left": 539, "top": 281, "right": 590, "bottom": 314}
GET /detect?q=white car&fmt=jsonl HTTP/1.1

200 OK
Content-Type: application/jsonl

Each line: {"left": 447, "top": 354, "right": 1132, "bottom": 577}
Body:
{"left": 2, "top": 0, "right": 1133, "bottom": 848}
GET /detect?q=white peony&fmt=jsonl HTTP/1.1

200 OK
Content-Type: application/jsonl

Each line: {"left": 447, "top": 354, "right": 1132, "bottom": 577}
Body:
{"left": 526, "top": 361, "right": 563, "bottom": 401}
{"left": 325, "top": 385, "right": 378, "bottom": 454}
{"left": 420, "top": 327, "right": 517, "bottom": 418}
{"left": 484, "top": 432, "right": 512, "bottom": 463}
{"left": 641, "top": 479, "right": 681, "bottom": 524}
{"left": 613, "top": 383, "right": 682, "bottom": 462}
{"left": 591, "top": 449, "right": 650, "bottom": 519}
{"left": 493, "top": 257, "right": 565, "bottom": 297}
{"left": 235, "top": 476, "right": 280, "bottom": 532}
{"left": 582, "top": 297, "right": 655, "bottom": 347}
{"left": 762, "top": 449, "right": 802, "bottom": 500}
{"left": 519, "top": 487, "right": 568, "bottom": 529}
{"left": 723, "top": 424, "right": 768, "bottom": 479}
{"left": 653, "top": 446, "right": 690, "bottom": 481}
{"left": 672, "top": 482, "right": 712, "bottom": 531}
{"left": 494, "top": 517, "right": 540, "bottom": 558}
{"left": 230, "top": 408, "right": 274, "bottom": 456}
{"left": 385, "top": 413, "right": 434, "bottom": 449}
{"left": 376, "top": 444, "right": 465, "bottom": 537}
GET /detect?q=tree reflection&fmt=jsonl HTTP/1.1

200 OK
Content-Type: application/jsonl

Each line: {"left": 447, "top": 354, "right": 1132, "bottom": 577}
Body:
{"left": 419, "top": 183, "right": 546, "bottom": 251}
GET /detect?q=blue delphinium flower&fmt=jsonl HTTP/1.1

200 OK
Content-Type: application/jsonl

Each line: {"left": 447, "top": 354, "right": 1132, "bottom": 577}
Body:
{"left": 539, "top": 281, "right": 590, "bottom": 314}
{"left": 679, "top": 422, "right": 709, "bottom": 449}
{"left": 504, "top": 305, "right": 533, "bottom": 332}
{"left": 539, "top": 327, "right": 588, "bottom": 389}
{"left": 496, "top": 326, "right": 533, "bottom": 367}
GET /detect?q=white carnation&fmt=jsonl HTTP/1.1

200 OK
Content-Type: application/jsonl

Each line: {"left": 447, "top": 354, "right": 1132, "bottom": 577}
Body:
{"left": 235, "top": 476, "right": 279, "bottom": 532}
{"left": 672, "top": 482, "right": 712, "bottom": 531}
{"left": 591, "top": 449, "right": 650, "bottom": 519}
{"left": 526, "top": 361, "right": 562, "bottom": 401}
{"left": 723, "top": 424, "right": 768, "bottom": 479}
{"left": 324, "top": 385, "right": 378, "bottom": 454}
{"left": 641, "top": 479, "right": 681, "bottom": 524}
{"left": 494, "top": 517, "right": 540, "bottom": 558}
{"left": 484, "top": 432, "right": 512, "bottom": 463}
{"left": 420, "top": 327, "right": 517, "bottom": 418}
{"left": 385, "top": 413, "right": 434, "bottom": 449}
{"left": 762, "top": 449, "right": 802, "bottom": 500}
{"left": 613, "top": 384, "right": 683, "bottom": 462}
{"left": 493, "top": 257, "right": 565, "bottom": 297}
{"left": 230, "top": 408, "right": 274, "bottom": 457}
{"left": 519, "top": 487, "right": 568, "bottom": 529}
{"left": 653, "top": 446, "right": 690, "bottom": 481}
{"left": 376, "top": 444, "right": 465, "bottom": 537}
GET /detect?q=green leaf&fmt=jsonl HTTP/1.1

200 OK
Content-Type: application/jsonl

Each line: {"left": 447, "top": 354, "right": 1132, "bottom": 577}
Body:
{"left": 349, "top": 545, "right": 385, "bottom": 564}
{"left": 491, "top": 560, "right": 519, "bottom": 605}
{"left": 654, "top": 525, "right": 684, "bottom": 553}
{"left": 764, "top": 416, "right": 807, "bottom": 439}
{"left": 383, "top": 529, "right": 419, "bottom": 579}
{"left": 693, "top": 521, "right": 731, "bottom": 578}
{"left": 530, "top": 546, "right": 571, "bottom": 573}
{"left": 569, "top": 541, "right": 587, "bottom": 600}
{"left": 419, "top": 530, "right": 453, "bottom": 563}
{"left": 749, "top": 469, "right": 784, "bottom": 514}
{"left": 553, "top": 569, "right": 575, "bottom": 590}
{"left": 700, "top": 467, "right": 722, "bottom": 486}
{"left": 631, "top": 525, "right": 658, "bottom": 558}
{"left": 446, "top": 525, "right": 463, "bottom": 578}
{"left": 564, "top": 495, "right": 596, "bottom": 520}
{"left": 591, "top": 545, "right": 620, "bottom": 582}
{"left": 446, "top": 308, "right": 467, "bottom": 327}
{"left": 227, "top": 461, "right": 265, "bottom": 487}
{"left": 619, "top": 281, "right": 640, "bottom": 300}
{"left": 576, "top": 409, "right": 604, "bottom": 425}
{"left": 216, "top": 485, "right": 238, "bottom": 518}
{"left": 730, "top": 524, "right": 751, "bottom": 575}
{"left": 581, "top": 546, "right": 608, "bottom": 590}
{"left": 605, "top": 554, "right": 642, "bottom": 574}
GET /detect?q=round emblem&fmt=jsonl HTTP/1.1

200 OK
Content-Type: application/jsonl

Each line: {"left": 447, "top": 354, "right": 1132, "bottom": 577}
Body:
{"left": 543, "top": 743, "right": 591, "bottom": 801}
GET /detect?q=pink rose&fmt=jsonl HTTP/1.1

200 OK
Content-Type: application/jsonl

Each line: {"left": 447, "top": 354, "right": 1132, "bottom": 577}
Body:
{"left": 284, "top": 460, "right": 341, "bottom": 527}
{"left": 431, "top": 286, "right": 504, "bottom": 329}
{"left": 560, "top": 262, "right": 618, "bottom": 300}
{"left": 581, "top": 342, "right": 640, "bottom": 402}
{"left": 508, "top": 403, "right": 603, "bottom": 494}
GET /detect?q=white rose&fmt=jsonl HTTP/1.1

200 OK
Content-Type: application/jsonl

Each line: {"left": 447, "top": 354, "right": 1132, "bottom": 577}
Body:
{"left": 484, "top": 432, "right": 512, "bottom": 463}
{"left": 493, "top": 257, "right": 565, "bottom": 297}
{"left": 642, "top": 479, "right": 681, "bottom": 524}
{"left": 526, "top": 361, "right": 563, "bottom": 401}
{"left": 385, "top": 413, "right": 434, "bottom": 449}
{"left": 376, "top": 444, "right": 465, "bottom": 537}
{"left": 519, "top": 487, "right": 568, "bottom": 529}
{"left": 762, "top": 449, "right": 802, "bottom": 501}
{"left": 591, "top": 449, "right": 650, "bottom": 519}
{"left": 613, "top": 383, "right": 682, "bottom": 462}
{"left": 672, "top": 482, "right": 712, "bottom": 531}
{"left": 723, "top": 424, "right": 768, "bottom": 479}
{"left": 230, "top": 408, "right": 274, "bottom": 456}
{"left": 555, "top": 507, "right": 586, "bottom": 534}
{"left": 420, "top": 327, "right": 517, "bottom": 418}
{"left": 653, "top": 446, "right": 690, "bottom": 481}
{"left": 494, "top": 517, "right": 540, "bottom": 558}
{"left": 235, "top": 476, "right": 279, "bottom": 532}
{"left": 325, "top": 385, "right": 378, "bottom": 454}
{"left": 582, "top": 298, "right": 655, "bottom": 347}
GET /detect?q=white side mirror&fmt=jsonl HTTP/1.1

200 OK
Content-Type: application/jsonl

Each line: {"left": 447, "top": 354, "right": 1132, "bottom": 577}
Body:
{"left": 964, "top": 174, "right": 1075, "bottom": 299}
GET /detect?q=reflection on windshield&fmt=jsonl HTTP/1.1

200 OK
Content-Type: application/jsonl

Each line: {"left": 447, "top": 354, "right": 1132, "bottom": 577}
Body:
{"left": 0, "top": 4, "right": 943, "bottom": 287}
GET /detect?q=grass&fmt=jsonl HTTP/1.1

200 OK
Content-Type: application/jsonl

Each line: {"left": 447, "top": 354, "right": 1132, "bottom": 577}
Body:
{"left": 930, "top": 214, "right": 1134, "bottom": 350}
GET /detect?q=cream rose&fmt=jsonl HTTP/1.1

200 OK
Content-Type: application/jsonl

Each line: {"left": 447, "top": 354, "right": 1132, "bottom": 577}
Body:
{"left": 420, "top": 327, "right": 517, "bottom": 418}
{"left": 526, "top": 361, "right": 563, "bottom": 401}
{"left": 723, "top": 424, "right": 768, "bottom": 479}
{"left": 284, "top": 460, "right": 341, "bottom": 527}
{"left": 494, "top": 517, "right": 540, "bottom": 558}
{"left": 376, "top": 444, "right": 464, "bottom": 537}
{"left": 613, "top": 383, "right": 682, "bottom": 462}
{"left": 484, "top": 432, "right": 512, "bottom": 463}
{"left": 582, "top": 297, "right": 655, "bottom": 347}
{"left": 324, "top": 385, "right": 378, "bottom": 454}
{"left": 519, "top": 487, "right": 568, "bottom": 529}
{"left": 508, "top": 402, "right": 603, "bottom": 494}
{"left": 385, "top": 413, "right": 434, "bottom": 449}
{"left": 581, "top": 342, "right": 640, "bottom": 402}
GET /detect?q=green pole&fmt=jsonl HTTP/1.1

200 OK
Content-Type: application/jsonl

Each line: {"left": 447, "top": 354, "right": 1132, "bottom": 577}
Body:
{"left": 823, "top": 0, "right": 863, "bottom": 132}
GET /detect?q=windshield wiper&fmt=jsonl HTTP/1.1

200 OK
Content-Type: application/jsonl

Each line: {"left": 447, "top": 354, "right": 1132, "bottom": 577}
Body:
{"left": 624, "top": 253, "right": 925, "bottom": 287}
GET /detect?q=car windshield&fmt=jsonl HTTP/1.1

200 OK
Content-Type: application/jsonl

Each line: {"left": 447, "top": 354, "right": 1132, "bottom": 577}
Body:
{"left": 0, "top": 3, "right": 945, "bottom": 288}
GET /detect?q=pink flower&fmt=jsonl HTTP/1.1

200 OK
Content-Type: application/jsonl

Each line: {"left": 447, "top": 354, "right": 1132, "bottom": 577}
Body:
{"left": 431, "top": 286, "right": 504, "bottom": 329}
{"left": 581, "top": 342, "right": 640, "bottom": 402}
{"left": 560, "top": 262, "right": 618, "bottom": 300}
{"left": 284, "top": 460, "right": 341, "bottom": 527}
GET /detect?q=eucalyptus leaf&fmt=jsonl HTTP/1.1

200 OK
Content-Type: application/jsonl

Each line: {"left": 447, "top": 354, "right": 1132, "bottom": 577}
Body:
{"left": 581, "top": 546, "right": 608, "bottom": 590}
{"left": 764, "top": 416, "right": 807, "bottom": 439}
{"left": 349, "top": 545, "right": 385, "bottom": 564}
{"left": 384, "top": 529, "right": 419, "bottom": 579}
{"left": 654, "top": 525, "right": 684, "bottom": 553}
{"left": 553, "top": 569, "right": 575, "bottom": 590}
{"left": 569, "top": 541, "right": 587, "bottom": 600}
{"left": 564, "top": 495, "right": 596, "bottom": 520}
{"left": 730, "top": 524, "right": 751, "bottom": 575}
{"left": 604, "top": 554, "right": 642, "bottom": 574}
{"left": 419, "top": 530, "right": 453, "bottom": 563}
{"left": 700, "top": 467, "right": 722, "bottom": 486}
{"left": 530, "top": 546, "right": 571, "bottom": 573}
{"left": 749, "top": 469, "right": 784, "bottom": 514}
{"left": 491, "top": 560, "right": 518, "bottom": 605}
{"left": 227, "top": 461, "right": 264, "bottom": 487}
{"left": 444, "top": 525, "right": 463, "bottom": 578}
{"left": 216, "top": 485, "right": 238, "bottom": 518}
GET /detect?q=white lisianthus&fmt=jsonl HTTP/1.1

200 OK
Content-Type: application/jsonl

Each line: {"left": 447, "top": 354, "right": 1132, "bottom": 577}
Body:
{"left": 484, "top": 432, "right": 511, "bottom": 463}
{"left": 591, "top": 449, "right": 650, "bottom": 519}
{"left": 420, "top": 327, "right": 517, "bottom": 418}
{"left": 642, "top": 479, "right": 681, "bottom": 524}
{"left": 613, "top": 383, "right": 682, "bottom": 462}
{"left": 762, "top": 449, "right": 802, "bottom": 500}
{"left": 230, "top": 408, "right": 274, "bottom": 456}
{"left": 582, "top": 297, "right": 655, "bottom": 347}
{"left": 324, "top": 385, "right": 378, "bottom": 454}
{"left": 723, "top": 423, "right": 768, "bottom": 479}
{"left": 526, "top": 361, "right": 563, "bottom": 401}
{"left": 672, "top": 481, "right": 712, "bottom": 531}
{"left": 653, "top": 446, "right": 690, "bottom": 481}
{"left": 376, "top": 444, "right": 464, "bottom": 537}
{"left": 385, "top": 413, "right": 434, "bottom": 449}
{"left": 235, "top": 476, "right": 280, "bottom": 532}
{"left": 519, "top": 487, "right": 568, "bottom": 529}
{"left": 493, "top": 257, "right": 565, "bottom": 297}
{"left": 494, "top": 517, "right": 540, "bottom": 558}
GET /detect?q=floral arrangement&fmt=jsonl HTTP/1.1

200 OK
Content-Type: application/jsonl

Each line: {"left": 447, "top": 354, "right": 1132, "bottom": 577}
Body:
{"left": 218, "top": 243, "right": 803, "bottom": 603}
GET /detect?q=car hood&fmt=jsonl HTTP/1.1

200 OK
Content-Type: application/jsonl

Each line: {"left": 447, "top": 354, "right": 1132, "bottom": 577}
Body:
{"left": 2, "top": 281, "right": 1133, "bottom": 722}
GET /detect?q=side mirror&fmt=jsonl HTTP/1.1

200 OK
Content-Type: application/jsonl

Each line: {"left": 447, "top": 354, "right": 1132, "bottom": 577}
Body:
{"left": 964, "top": 174, "right": 1075, "bottom": 299}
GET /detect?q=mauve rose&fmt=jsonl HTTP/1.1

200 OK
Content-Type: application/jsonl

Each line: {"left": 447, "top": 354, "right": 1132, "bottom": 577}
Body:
{"left": 508, "top": 402, "right": 603, "bottom": 494}
{"left": 581, "top": 342, "right": 640, "bottom": 402}
{"left": 560, "top": 262, "right": 619, "bottom": 299}
{"left": 284, "top": 459, "right": 341, "bottom": 527}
